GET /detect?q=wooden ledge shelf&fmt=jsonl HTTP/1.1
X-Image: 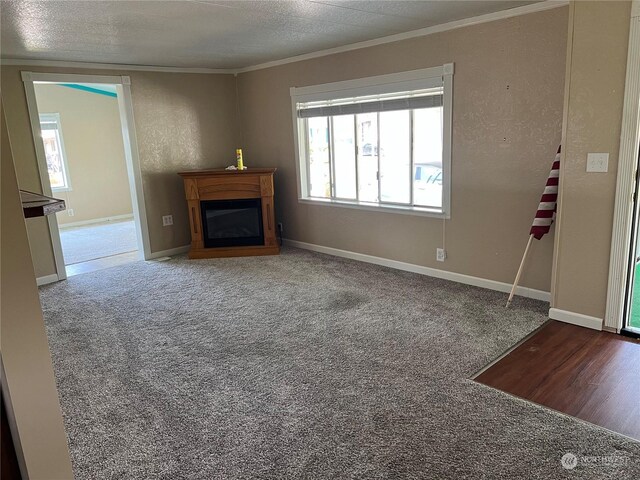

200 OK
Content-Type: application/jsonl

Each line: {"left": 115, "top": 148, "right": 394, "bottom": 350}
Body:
{"left": 20, "top": 190, "right": 66, "bottom": 218}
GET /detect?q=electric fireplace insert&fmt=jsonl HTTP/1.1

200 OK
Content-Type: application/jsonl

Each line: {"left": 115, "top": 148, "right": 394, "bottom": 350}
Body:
{"left": 200, "top": 198, "right": 264, "bottom": 248}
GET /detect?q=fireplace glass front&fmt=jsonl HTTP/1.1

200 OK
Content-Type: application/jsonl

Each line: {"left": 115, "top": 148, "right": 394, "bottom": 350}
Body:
{"left": 200, "top": 199, "right": 264, "bottom": 248}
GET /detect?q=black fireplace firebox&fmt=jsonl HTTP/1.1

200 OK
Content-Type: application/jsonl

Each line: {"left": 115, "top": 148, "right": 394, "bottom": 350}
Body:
{"left": 200, "top": 199, "right": 264, "bottom": 248}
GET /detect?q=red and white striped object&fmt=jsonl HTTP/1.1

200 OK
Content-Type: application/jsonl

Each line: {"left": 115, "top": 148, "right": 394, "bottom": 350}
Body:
{"left": 530, "top": 146, "right": 561, "bottom": 240}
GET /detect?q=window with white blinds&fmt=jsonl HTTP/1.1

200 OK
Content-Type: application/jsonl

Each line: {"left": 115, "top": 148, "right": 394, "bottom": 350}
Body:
{"left": 291, "top": 64, "right": 453, "bottom": 217}
{"left": 39, "top": 113, "right": 71, "bottom": 191}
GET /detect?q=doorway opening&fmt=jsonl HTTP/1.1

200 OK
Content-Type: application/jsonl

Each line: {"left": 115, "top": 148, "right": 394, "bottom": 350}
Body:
{"left": 603, "top": 14, "right": 640, "bottom": 335}
{"left": 23, "top": 72, "right": 150, "bottom": 280}
{"left": 624, "top": 146, "right": 640, "bottom": 337}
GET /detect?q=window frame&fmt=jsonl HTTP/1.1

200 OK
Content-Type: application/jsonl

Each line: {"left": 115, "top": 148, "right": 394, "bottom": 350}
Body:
{"left": 291, "top": 63, "right": 453, "bottom": 219}
{"left": 39, "top": 112, "right": 72, "bottom": 192}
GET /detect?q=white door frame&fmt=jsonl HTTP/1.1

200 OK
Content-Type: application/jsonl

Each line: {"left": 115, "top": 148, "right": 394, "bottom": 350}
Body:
{"left": 604, "top": 1, "right": 640, "bottom": 332}
{"left": 21, "top": 71, "right": 151, "bottom": 280}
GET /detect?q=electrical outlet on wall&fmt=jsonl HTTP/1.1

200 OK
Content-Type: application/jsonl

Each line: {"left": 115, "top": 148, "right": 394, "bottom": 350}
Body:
{"left": 436, "top": 248, "right": 447, "bottom": 262}
{"left": 162, "top": 215, "right": 173, "bottom": 226}
{"left": 67, "top": 209, "right": 74, "bottom": 217}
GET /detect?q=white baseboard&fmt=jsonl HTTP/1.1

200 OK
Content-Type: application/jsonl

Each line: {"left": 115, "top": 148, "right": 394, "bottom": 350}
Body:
{"left": 58, "top": 213, "right": 133, "bottom": 229}
{"left": 283, "top": 239, "right": 551, "bottom": 302}
{"left": 548, "top": 308, "right": 603, "bottom": 331}
{"left": 146, "top": 245, "right": 190, "bottom": 260}
{"left": 36, "top": 274, "right": 59, "bottom": 286}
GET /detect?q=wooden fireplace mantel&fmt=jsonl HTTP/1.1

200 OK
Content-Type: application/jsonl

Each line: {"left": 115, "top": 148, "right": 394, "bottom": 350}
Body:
{"left": 178, "top": 168, "right": 279, "bottom": 259}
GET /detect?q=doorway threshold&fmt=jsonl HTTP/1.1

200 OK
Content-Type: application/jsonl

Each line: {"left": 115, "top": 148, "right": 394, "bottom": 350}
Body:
{"left": 66, "top": 251, "right": 139, "bottom": 277}
{"left": 621, "top": 326, "right": 640, "bottom": 339}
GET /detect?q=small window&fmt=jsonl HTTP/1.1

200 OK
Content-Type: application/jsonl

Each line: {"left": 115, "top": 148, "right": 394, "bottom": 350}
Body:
{"left": 291, "top": 64, "right": 453, "bottom": 217}
{"left": 39, "top": 113, "right": 71, "bottom": 191}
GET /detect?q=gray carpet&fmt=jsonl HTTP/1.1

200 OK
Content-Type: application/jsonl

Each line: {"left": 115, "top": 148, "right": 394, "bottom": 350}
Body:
{"left": 60, "top": 219, "right": 137, "bottom": 265}
{"left": 39, "top": 247, "right": 640, "bottom": 479}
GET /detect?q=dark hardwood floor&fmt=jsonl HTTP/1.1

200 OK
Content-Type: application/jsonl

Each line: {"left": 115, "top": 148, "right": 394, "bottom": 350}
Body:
{"left": 475, "top": 320, "right": 640, "bottom": 441}
{"left": 1, "top": 394, "right": 22, "bottom": 479}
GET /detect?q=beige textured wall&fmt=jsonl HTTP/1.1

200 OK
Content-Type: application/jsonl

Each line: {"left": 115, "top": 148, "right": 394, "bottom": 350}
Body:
{"left": 34, "top": 84, "right": 133, "bottom": 226}
{"left": 1, "top": 71, "right": 57, "bottom": 278}
{"left": 551, "top": 1, "right": 632, "bottom": 319}
{"left": 237, "top": 7, "right": 568, "bottom": 292}
{"left": 1, "top": 67, "right": 239, "bottom": 276}
{"left": 1, "top": 99, "right": 74, "bottom": 478}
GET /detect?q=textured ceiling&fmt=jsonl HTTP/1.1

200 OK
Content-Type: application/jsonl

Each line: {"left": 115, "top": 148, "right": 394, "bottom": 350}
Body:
{"left": 1, "top": 1, "right": 539, "bottom": 69}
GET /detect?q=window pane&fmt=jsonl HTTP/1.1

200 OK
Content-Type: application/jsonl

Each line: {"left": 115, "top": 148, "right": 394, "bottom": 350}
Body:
{"left": 307, "top": 117, "right": 330, "bottom": 198}
{"left": 356, "top": 113, "right": 378, "bottom": 203}
{"left": 379, "top": 110, "right": 410, "bottom": 204}
{"left": 332, "top": 115, "right": 356, "bottom": 199}
{"left": 413, "top": 107, "right": 443, "bottom": 208}
{"left": 41, "top": 127, "right": 67, "bottom": 189}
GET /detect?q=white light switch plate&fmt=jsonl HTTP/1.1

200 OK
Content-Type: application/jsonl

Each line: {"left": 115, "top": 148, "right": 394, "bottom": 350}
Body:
{"left": 586, "top": 153, "right": 609, "bottom": 173}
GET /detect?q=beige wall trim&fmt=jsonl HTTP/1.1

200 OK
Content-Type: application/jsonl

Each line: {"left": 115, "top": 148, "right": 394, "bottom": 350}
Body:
{"left": 36, "top": 273, "right": 59, "bottom": 286}
{"left": 59, "top": 214, "right": 134, "bottom": 230}
{"left": 24, "top": 71, "right": 122, "bottom": 84}
{"left": 284, "top": 239, "right": 551, "bottom": 302}
{"left": 548, "top": 308, "right": 603, "bottom": 331}
{"left": 1, "top": 1, "right": 567, "bottom": 76}
{"left": 604, "top": 1, "right": 640, "bottom": 332}
{"left": 22, "top": 74, "right": 69, "bottom": 280}
{"left": 549, "top": 2, "right": 575, "bottom": 309}
{"left": 2, "top": 58, "right": 232, "bottom": 74}
{"left": 115, "top": 79, "right": 152, "bottom": 261}
{"left": 146, "top": 244, "right": 190, "bottom": 260}
{"left": 236, "top": 1, "right": 568, "bottom": 74}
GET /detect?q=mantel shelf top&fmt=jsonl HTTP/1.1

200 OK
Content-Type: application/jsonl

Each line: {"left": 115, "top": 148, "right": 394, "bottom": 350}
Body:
{"left": 20, "top": 190, "right": 66, "bottom": 218}
{"left": 178, "top": 167, "right": 277, "bottom": 177}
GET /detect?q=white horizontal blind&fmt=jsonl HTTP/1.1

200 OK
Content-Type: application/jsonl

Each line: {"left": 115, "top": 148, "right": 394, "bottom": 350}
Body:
{"left": 40, "top": 121, "right": 58, "bottom": 130}
{"left": 297, "top": 88, "right": 443, "bottom": 118}
{"left": 40, "top": 113, "right": 60, "bottom": 130}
